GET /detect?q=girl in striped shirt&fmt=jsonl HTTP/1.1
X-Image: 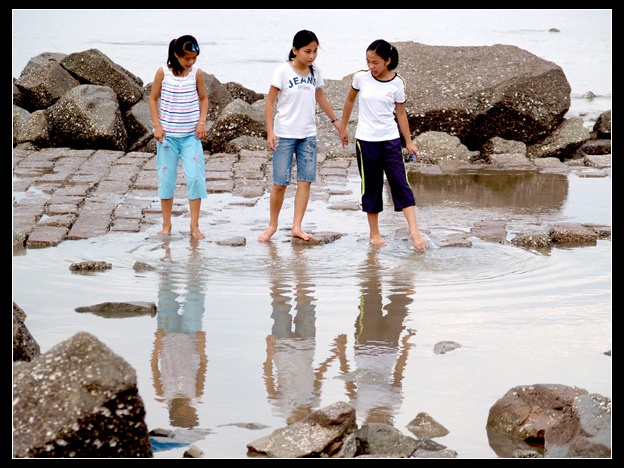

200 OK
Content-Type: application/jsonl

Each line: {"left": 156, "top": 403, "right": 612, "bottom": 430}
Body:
{"left": 150, "top": 35, "right": 208, "bottom": 239}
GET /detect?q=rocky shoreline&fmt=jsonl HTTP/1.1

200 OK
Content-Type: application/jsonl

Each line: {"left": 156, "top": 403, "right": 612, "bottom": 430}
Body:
{"left": 13, "top": 44, "right": 611, "bottom": 251}
{"left": 13, "top": 44, "right": 611, "bottom": 458}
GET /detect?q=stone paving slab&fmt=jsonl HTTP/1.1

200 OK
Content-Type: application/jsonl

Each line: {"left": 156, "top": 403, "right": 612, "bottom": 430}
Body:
{"left": 13, "top": 147, "right": 611, "bottom": 250}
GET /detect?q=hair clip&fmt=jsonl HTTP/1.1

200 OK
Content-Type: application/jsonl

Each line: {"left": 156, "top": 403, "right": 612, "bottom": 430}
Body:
{"left": 183, "top": 41, "right": 199, "bottom": 53}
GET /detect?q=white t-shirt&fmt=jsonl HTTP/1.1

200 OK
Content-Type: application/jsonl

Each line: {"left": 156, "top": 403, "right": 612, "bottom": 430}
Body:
{"left": 352, "top": 70, "right": 406, "bottom": 142}
{"left": 270, "top": 61, "right": 324, "bottom": 139}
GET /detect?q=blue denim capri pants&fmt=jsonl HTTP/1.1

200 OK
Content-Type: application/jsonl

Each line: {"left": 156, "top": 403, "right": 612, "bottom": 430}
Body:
{"left": 272, "top": 136, "right": 317, "bottom": 186}
{"left": 156, "top": 134, "right": 207, "bottom": 200}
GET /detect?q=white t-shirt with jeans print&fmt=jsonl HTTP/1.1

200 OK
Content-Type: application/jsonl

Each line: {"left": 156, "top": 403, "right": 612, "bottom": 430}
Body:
{"left": 270, "top": 61, "right": 325, "bottom": 139}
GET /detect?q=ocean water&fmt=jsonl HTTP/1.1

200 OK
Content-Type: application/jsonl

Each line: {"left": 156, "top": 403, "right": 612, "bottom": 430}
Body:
{"left": 12, "top": 9, "right": 612, "bottom": 459}
{"left": 12, "top": 9, "right": 611, "bottom": 121}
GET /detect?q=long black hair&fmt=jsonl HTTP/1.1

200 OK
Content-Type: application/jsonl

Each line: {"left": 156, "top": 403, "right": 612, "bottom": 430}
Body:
{"left": 167, "top": 35, "right": 200, "bottom": 76}
{"left": 366, "top": 39, "right": 399, "bottom": 71}
{"left": 288, "top": 29, "right": 319, "bottom": 78}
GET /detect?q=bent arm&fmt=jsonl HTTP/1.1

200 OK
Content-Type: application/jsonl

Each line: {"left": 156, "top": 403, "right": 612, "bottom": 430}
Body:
{"left": 264, "top": 86, "right": 279, "bottom": 151}
{"left": 316, "top": 88, "right": 340, "bottom": 131}
{"left": 195, "top": 69, "right": 209, "bottom": 139}
{"left": 396, "top": 102, "right": 417, "bottom": 156}
{"left": 339, "top": 87, "right": 359, "bottom": 147}
{"left": 149, "top": 67, "right": 165, "bottom": 141}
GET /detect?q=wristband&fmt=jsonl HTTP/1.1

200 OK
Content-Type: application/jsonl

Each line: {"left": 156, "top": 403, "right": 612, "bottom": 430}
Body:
{"left": 331, "top": 119, "right": 338, "bottom": 124}
{"left": 197, "top": 122, "right": 206, "bottom": 125}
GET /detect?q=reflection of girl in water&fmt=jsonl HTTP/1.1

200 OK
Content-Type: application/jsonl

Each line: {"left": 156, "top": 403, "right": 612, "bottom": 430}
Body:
{"left": 151, "top": 240, "right": 207, "bottom": 428}
{"left": 339, "top": 250, "right": 416, "bottom": 426}
{"left": 263, "top": 243, "right": 319, "bottom": 424}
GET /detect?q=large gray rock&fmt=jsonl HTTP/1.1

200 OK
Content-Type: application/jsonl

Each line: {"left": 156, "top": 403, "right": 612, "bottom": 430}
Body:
{"left": 122, "top": 95, "right": 153, "bottom": 151}
{"left": 60, "top": 48, "right": 144, "bottom": 109}
{"left": 397, "top": 42, "right": 571, "bottom": 149}
{"left": 592, "top": 109, "right": 611, "bottom": 139}
{"left": 45, "top": 84, "right": 128, "bottom": 150}
{"left": 204, "top": 72, "right": 235, "bottom": 121}
{"left": 207, "top": 113, "right": 266, "bottom": 153}
{"left": 247, "top": 401, "right": 357, "bottom": 458}
{"left": 12, "top": 302, "right": 40, "bottom": 362}
{"left": 528, "top": 117, "right": 591, "bottom": 159}
{"left": 18, "top": 52, "right": 68, "bottom": 79}
{"left": 486, "top": 383, "right": 611, "bottom": 458}
{"left": 13, "top": 331, "right": 153, "bottom": 458}
{"left": 356, "top": 423, "right": 421, "bottom": 457}
{"left": 545, "top": 393, "right": 611, "bottom": 458}
{"left": 413, "top": 130, "right": 475, "bottom": 164}
{"left": 14, "top": 60, "right": 80, "bottom": 111}
{"left": 12, "top": 106, "right": 50, "bottom": 147}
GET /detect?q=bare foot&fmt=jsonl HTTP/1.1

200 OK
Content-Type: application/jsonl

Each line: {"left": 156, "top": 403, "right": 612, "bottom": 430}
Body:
{"left": 291, "top": 227, "right": 312, "bottom": 241}
{"left": 190, "top": 226, "right": 205, "bottom": 240}
{"left": 369, "top": 234, "right": 387, "bottom": 247}
{"left": 158, "top": 226, "right": 172, "bottom": 236}
{"left": 258, "top": 226, "right": 277, "bottom": 242}
{"left": 411, "top": 230, "right": 427, "bottom": 250}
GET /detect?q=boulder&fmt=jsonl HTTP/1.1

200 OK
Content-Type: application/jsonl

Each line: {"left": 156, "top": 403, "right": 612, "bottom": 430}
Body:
{"left": 397, "top": 42, "right": 571, "bottom": 149}
{"left": 13, "top": 331, "right": 153, "bottom": 458}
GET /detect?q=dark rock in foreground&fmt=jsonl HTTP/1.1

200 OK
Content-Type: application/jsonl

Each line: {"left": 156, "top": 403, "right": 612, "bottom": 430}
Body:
{"left": 487, "top": 384, "right": 611, "bottom": 458}
{"left": 13, "top": 332, "right": 153, "bottom": 458}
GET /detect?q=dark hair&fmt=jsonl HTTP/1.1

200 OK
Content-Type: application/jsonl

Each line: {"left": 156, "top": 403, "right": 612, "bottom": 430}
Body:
{"left": 288, "top": 29, "right": 319, "bottom": 77}
{"left": 367, "top": 39, "right": 399, "bottom": 71}
{"left": 167, "top": 35, "right": 200, "bottom": 76}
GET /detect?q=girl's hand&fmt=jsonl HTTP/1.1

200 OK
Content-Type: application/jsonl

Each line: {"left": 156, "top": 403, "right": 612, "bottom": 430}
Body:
{"left": 267, "top": 132, "right": 277, "bottom": 152}
{"left": 153, "top": 126, "right": 165, "bottom": 144}
{"left": 338, "top": 128, "right": 349, "bottom": 147}
{"left": 195, "top": 122, "right": 207, "bottom": 140}
{"left": 406, "top": 143, "right": 418, "bottom": 158}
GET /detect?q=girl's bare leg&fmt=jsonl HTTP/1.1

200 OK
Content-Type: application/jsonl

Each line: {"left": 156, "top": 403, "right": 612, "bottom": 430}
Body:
{"left": 258, "top": 184, "right": 286, "bottom": 242}
{"left": 402, "top": 206, "right": 427, "bottom": 250}
{"left": 158, "top": 198, "right": 173, "bottom": 236}
{"left": 367, "top": 212, "right": 386, "bottom": 246}
{"left": 189, "top": 198, "right": 205, "bottom": 239}
{"left": 291, "top": 181, "right": 312, "bottom": 241}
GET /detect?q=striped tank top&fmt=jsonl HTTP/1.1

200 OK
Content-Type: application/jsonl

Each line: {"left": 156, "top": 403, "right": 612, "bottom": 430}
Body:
{"left": 159, "top": 64, "right": 200, "bottom": 137}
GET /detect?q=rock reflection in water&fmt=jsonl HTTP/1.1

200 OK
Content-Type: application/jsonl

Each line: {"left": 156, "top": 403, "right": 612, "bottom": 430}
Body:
{"left": 409, "top": 171, "right": 568, "bottom": 212}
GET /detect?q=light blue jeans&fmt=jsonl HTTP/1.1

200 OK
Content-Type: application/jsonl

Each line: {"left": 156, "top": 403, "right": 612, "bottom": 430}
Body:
{"left": 156, "top": 133, "right": 207, "bottom": 200}
{"left": 272, "top": 136, "right": 317, "bottom": 186}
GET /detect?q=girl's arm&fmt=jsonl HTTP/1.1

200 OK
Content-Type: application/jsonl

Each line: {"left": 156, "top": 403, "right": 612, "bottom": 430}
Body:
{"left": 339, "top": 87, "right": 359, "bottom": 147}
{"left": 395, "top": 102, "right": 417, "bottom": 156}
{"left": 264, "top": 86, "right": 279, "bottom": 151}
{"left": 315, "top": 88, "right": 340, "bottom": 132}
{"left": 195, "top": 69, "right": 209, "bottom": 140}
{"left": 149, "top": 67, "right": 165, "bottom": 142}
